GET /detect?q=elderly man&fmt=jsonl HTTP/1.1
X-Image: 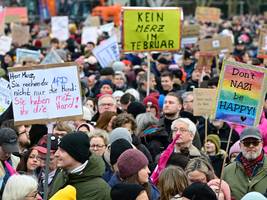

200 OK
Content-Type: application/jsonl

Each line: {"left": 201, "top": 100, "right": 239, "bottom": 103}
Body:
{"left": 223, "top": 127, "right": 267, "bottom": 200}
{"left": 171, "top": 118, "right": 202, "bottom": 158}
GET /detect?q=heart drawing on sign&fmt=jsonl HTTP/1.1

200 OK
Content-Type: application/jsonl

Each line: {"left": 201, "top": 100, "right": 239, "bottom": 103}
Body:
{"left": 240, "top": 116, "right": 247, "bottom": 122}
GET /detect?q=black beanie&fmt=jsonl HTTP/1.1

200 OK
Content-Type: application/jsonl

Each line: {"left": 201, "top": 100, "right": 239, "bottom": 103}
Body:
{"left": 111, "top": 183, "right": 145, "bottom": 200}
{"left": 127, "top": 102, "right": 146, "bottom": 118}
{"left": 110, "top": 139, "right": 132, "bottom": 165}
{"left": 182, "top": 182, "right": 217, "bottom": 200}
{"left": 59, "top": 131, "right": 90, "bottom": 163}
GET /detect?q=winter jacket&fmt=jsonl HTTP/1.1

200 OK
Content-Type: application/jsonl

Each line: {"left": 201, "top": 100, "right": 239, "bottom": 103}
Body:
{"left": 48, "top": 155, "right": 111, "bottom": 200}
{"left": 223, "top": 153, "right": 267, "bottom": 200}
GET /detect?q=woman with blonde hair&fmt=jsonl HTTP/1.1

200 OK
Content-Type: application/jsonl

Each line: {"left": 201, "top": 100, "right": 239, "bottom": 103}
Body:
{"left": 185, "top": 157, "right": 216, "bottom": 184}
{"left": 158, "top": 166, "right": 189, "bottom": 200}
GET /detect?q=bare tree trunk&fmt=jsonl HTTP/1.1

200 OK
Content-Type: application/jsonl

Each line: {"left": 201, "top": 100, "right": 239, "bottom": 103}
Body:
{"left": 196, "top": 0, "right": 214, "bottom": 6}
{"left": 246, "top": 0, "right": 262, "bottom": 14}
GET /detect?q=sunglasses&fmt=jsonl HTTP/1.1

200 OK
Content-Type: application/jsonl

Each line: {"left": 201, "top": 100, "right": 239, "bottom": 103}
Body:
{"left": 241, "top": 140, "right": 261, "bottom": 147}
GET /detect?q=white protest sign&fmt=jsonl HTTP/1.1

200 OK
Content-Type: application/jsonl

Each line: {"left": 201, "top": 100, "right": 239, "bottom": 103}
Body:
{"left": 0, "top": 78, "right": 12, "bottom": 116}
{"left": 8, "top": 63, "right": 83, "bottom": 125}
{"left": 16, "top": 48, "right": 41, "bottom": 64}
{"left": 100, "top": 22, "right": 114, "bottom": 36}
{"left": 51, "top": 16, "right": 69, "bottom": 41}
{"left": 92, "top": 36, "right": 120, "bottom": 68}
{"left": 81, "top": 26, "right": 98, "bottom": 45}
{"left": 41, "top": 50, "right": 63, "bottom": 65}
{"left": 0, "top": 36, "right": 12, "bottom": 55}
{"left": 181, "top": 37, "right": 198, "bottom": 48}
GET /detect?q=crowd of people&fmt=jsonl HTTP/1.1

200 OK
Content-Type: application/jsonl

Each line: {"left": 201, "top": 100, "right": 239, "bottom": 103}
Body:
{"left": 0, "top": 11, "right": 266, "bottom": 200}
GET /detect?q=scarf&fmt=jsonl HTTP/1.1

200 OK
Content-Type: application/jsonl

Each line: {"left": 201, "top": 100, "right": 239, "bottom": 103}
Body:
{"left": 240, "top": 152, "right": 264, "bottom": 177}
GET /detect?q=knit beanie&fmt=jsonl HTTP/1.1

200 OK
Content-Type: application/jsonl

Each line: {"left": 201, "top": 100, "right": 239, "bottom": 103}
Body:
{"left": 127, "top": 102, "right": 146, "bottom": 118}
{"left": 117, "top": 149, "right": 148, "bottom": 179}
{"left": 109, "top": 128, "right": 133, "bottom": 145}
{"left": 207, "top": 134, "right": 221, "bottom": 154}
{"left": 110, "top": 139, "right": 133, "bottom": 165}
{"left": 241, "top": 192, "right": 267, "bottom": 200}
{"left": 143, "top": 96, "right": 160, "bottom": 117}
{"left": 182, "top": 182, "right": 217, "bottom": 200}
{"left": 229, "top": 140, "right": 240, "bottom": 158}
{"left": 111, "top": 183, "right": 145, "bottom": 200}
{"left": 50, "top": 185, "right": 76, "bottom": 200}
{"left": 207, "top": 179, "right": 231, "bottom": 200}
{"left": 59, "top": 131, "right": 90, "bottom": 163}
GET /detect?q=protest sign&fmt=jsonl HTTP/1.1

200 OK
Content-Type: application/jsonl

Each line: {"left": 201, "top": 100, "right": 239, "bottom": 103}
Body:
{"left": 0, "top": 36, "right": 12, "bottom": 55}
{"left": 214, "top": 60, "right": 267, "bottom": 126}
{"left": 40, "top": 37, "right": 51, "bottom": 48}
{"left": 92, "top": 36, "right": 120, "bottom": 68}
{"left": 193, "top": 88, "right": 216, "bottom": 116}
{"left": 0, "top": 78, "right": 11, "bottom": 116}
{"left": 257, "top": 29, "right": 267, "bottom": 58}
{"left": 8, "top": 63, "right": 83, "bottom": 125}
{"left": 181, "top": 24, "right": 199, "bottom": 47}
{"left": 41, "top": 50, "right": 64, "bottom": 65}
{"left": 11, "top": 24, "right": 30, "bottom": 46}
{"left": 4, "top": 7, "right": 28, "bottom": 23}
{"left": 122, "top": 7, "right": 182, "bottom": 52}
{"left": 51, "top": 16, "right": 69, "bottom": 41}
{"left": 16, "top": 48, "right": 41, "bottom": 64}
{"left": 198, "top": 36, "right": 233, "bottom": 54}
{"left": 100, "top": 22, "right": 114, "bottom": 36}
{"left": 195, "top": 7, "right": 221, "bottom": 23}
{"left": 0, "top": 10, "right": 5, "bottom": 34}
{"left": 196, "top": 53, "right": 215, "bottom": 72}
{"left": 81, "top": 26, "right": 98, "bottom": 45}
{"left": 90, "top": 16, "right": 101, "bottom": 27}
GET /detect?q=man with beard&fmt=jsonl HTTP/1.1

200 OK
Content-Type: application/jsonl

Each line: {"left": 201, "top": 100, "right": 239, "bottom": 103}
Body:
{"left": 159, "top": 92, "right": 182, "bottom": 142}
{"left": 223, "top": 127, "right": 267, "bottom": 200}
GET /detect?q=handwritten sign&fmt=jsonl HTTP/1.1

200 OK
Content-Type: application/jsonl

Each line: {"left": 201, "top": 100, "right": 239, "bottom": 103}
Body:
{"left": 41, "top": 50, "right": 63, "bottom": 65}
{"left": 196, "top": 53, "right": 215, "bottom": 72}
{"left": 198, "top": 36, "right": 233, "bottom": 54}
{"left": 11, "top": 24, "right": 30, "bottom": 46}
{"left": 81, "top": 26, "right": 98, "bottom": 45}
{"left": 193, "top": 88, "right": 216, "bottom": 116}
{"left": 51, "top": 16, "right": 69, "bottom": 41}
{"left": 100, "top": 22, "right": 114, "bottom": 36}
{"left": 16, "top": 48, "right": 41, "bottom": 64}
{"left": 195, "top": 7, "right": 220, "bottom": 23}
{"left": 92, "top": 36, "right": 120, "bottom": 68}
{"left": 8, "top": 63, "right": 83, "bottom": 125}
{"left": 214, "top": 60, "right": 267, "bottom": 126}
{"left": 0, "top": 78, "right": 11, "bottom": 116}
{"left": 4, "top": 7, "right": 28, "bottom": 23}
{"left": 122, "top": 7, "right": 182, "bottom": 52}
{"left": 0, "top": 36, "right": 12, "bottom": 55}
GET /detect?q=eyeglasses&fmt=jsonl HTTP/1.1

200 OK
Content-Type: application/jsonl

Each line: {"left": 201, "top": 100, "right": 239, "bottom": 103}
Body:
{"left": 99, "top": 103, "right": 114, "bottom": 107}
{"left": 172, "top": 128, "right": 189, "bottom": 134}
{"left": 29, "top": 154, "right": 41, "bottom": 161}
{"left": 90, "top": 144, "right": 106, "bottom": 149}
{"left": 25, "top": 190, "right": 38, "bottom": 198}
{"left": 241, "top": 140, "right": 262, "bottom": 147}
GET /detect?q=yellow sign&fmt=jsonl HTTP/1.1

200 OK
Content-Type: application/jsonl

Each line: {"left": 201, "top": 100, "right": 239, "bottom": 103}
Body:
{"left": 122, "top": 7, "right": 182, "bottom": 52}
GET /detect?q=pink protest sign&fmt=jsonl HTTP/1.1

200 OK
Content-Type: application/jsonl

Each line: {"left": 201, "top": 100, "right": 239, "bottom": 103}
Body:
{"left": 8, "top": 63, "right": 83, "bottom": 125}
{"left": 214, "top": 60, "right": 267, "bottom": 126}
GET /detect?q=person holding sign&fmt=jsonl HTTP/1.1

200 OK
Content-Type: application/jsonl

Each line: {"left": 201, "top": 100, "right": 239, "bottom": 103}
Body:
{"left": 223, "top": 127, "right": 267, "bottom": 200}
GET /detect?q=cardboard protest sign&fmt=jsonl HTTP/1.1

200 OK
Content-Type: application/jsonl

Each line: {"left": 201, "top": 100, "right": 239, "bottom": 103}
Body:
{"left": 0, "top": 36, "right": 12, "bottom": 55}
{"left": 4, "top": 7, "right": 28, "bottom": 23}
{"left": 16, "top": 48, "right": 41, "bottom": 64}
{"left": 8, "top": 63, "right": 83, "bottom": 125}
{"left": 198, "top": 36, "right": 233, "bottom": 54}
{"left": 51, "top": 16, "right": 69, "bottom": 41}
{"left": 11, "top": 24, "right": 30, "bottom": 46}
{"left": 193, "top": 88, "right": 216, "bottom": 116}
{"left": 92, "top": 36, "right": 120, "bottom": 68}
{"left": 41, "top": 50, "right": 63, "bottom": 65}
{"left": 81, "top": 26, "right": 98, "bottom": 45}
{"left": 0, "top": 10, "right": 5, "bottom": 34}
{"left": 195, "top": 7, "right": 220, "bottom": 23}
{"left": 181, "top": 24, "right": 199, "bottom": 47}
{"left": 0, "top": 78, "right": 12, "bottom": 116}
{"left": 257, "top": 29, "right": 267, "bottom": 58}
{"left": 40, "top": 37, "right": 51, "bottom": 48}
{"left": 214, "top": 60, "right": 267, "bottom": 126}
{"left": 122, "top": 7, "right": 182, "bottom": 52}
{"left": 196, "top": 53, "right": 215, "bottom": 72}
